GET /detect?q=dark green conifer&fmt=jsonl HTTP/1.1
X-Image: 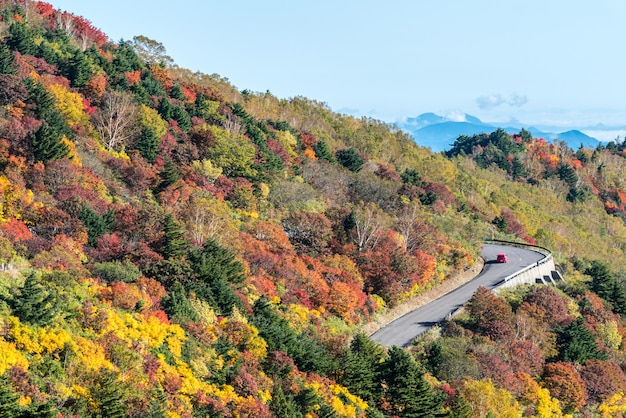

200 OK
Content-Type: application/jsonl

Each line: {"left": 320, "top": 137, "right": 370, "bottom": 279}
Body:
{"left": 172, "top": 105, "right": 192, "bottom": 131}
{"left": 313, "top": 140, "right": 335, "bottom": 162}
{"left": 10, "top": 271, "right": 57, "bottom": 326}
{"left": 79, "top": 205, "right": 114, "bottom": 246}
{"left": 586, "top": 260, "right": 613, "bottom": 300}
{"left": 342, "top": 333, "right": 384, "bottom": 403}
{"left": 157, "top": 96, "right": 173, "bottom": 120}
{"left": 157, "top": 159, "right": 182, "bottom": 192}
{"left": 7, "top": 22, "right": 36, "bottom": 55}
{"left": 0, "top": 375, "right": 21, "bottom": 418}
{"left": 170, "top": 84, "right": 186, "bottom": 101}
{"left": 90, "top": 369, "right": 127, "bottom": 418}
{"left": 0, "top": 44, "right": 16, "bottom": 74}
{"left": 449, "top": 394, "right": 473, "bottom": 418}
{"left": 160, "top": 213, "right": 187, "bottom": 259}
{"left": 188, "top": 238, "right": 245, "bottom": 315}
{"left": 557, "top": 316, "right": 607, "bottom": 364}
{"left": 336, "top": 148, "right": 364, "bottom": 172}
{"left": 66, "top": 51, "right": 93, "bottom": 88}
{"left": 381, "top": 346, "right": 442, "bottom": 418}
{"left": 161, "top": 281, "right": 199, "bottom": 323}
{"left": 269, "top": 382, "right": 300, "bottom": 418}
{"left": 147, "top": 387, "right": 169, "bottom": 417}
{"left": 136, "top": 127, "right": 160, "bottom": 163}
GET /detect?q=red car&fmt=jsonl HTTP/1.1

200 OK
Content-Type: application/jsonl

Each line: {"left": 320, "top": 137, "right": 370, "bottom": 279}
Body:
{"left": 496, "top": 253, "right": 507, "bottom": 263}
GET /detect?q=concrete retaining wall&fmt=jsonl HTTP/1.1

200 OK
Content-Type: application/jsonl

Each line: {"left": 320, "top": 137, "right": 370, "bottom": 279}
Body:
{"left": 493, "top": 251, "right": 558, "bottom": 293}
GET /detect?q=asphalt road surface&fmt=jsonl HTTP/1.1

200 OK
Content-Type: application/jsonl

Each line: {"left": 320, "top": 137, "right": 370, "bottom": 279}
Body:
{"left": 370, "top": 244, "right": 546, "bottom": 347}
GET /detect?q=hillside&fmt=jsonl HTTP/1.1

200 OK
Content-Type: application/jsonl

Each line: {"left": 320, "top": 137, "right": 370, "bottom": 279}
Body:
{"left": 1, "top": 2, "right": 626, "bottom": 417}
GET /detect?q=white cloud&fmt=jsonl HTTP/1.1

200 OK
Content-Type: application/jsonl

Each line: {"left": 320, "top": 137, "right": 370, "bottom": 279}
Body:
{"left": 476, "top": 93, "right": 529, "bottom": 109}
{"left": 476, "top": 94, "right": 505, "bottom": 109}
{"left": 509, "top": 94, "right": 528, "bottom": 107}
{"left": 443, "top": 109, "right": 467, "bottom": 122}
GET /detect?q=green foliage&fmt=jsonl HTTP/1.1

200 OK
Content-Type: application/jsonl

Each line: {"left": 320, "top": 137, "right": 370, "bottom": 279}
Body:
{"left": 79, "top": 204, "right": 115, "bottom": 247}
{"left": 270, "top": 382, "right": 301, "bottom": 418}
{"left": 159, "top": 213, "right": 188, "bottom": 260}
{"left": 31, "top": 122, "right": 71, "bottom": 164}
{"left": 313, "top": 140, "right": 335, "bottom": 163}
{"left": 401, "top": 168, "right": 424, "bottom": 186}
{"left": 111, "top": 40, "right": 144, "bottom": 76}
{"left": 381, "top": 346, "right": 443, "bottom": 417}
{"left": 89, "top": 368, "right": 128, "bottom": 417}
{"left": 449, "top": 395, "right": 473, "bottom": 418}
{"left": 341, "top": 333, "right": 384, "bottom": 404}
{"left": 136, "top": 126, "right": 160, "bottom": 163}
{"left": 7, "top": 22, "right": 36, "bottom": 55}
{"left": 252, "top": 297, "right": 337, "bottom": 376}
{"left": 162, "top": 281, "right": 199, "bottom": 323}
{"left": 336, "top": 148, "right": 364, "bottom": 172}
{"left": 156, "top": 159, "right": 182, "bottom": 193}
{"left": 0, "top": 375, "right": 21, "bottom": 418}
{"left": 8, "top": 271, "right": 58, "bottom": 326}
{"left": 65, "top": 51, "right": 94, "bottom": 88}
{"left": 92, "top": 260, "right": 142, "bottom": 283}
{"left": 587, "top": 260, "right": 613, "bottom": 300}
{"left": 556, "top": 316, "right": 607, "bottom": 364}
{"left": 171, "top": 105, "right": 192, "bottom": 131}
{"left": 0, "top": 44, "right": 16, "bottom": 74}
{"left": 188, "top": 238, "right": 245, "bottom": 315}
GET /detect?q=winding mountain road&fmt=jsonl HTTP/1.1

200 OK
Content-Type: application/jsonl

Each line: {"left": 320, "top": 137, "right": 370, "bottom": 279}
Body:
{"left": 370, "top": 244, "right": 546, "bottom": 347}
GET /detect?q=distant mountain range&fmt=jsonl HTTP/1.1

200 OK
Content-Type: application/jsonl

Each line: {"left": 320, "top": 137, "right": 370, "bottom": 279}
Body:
{"left": 396, "top": 113, "right": 612, "bottom": 152}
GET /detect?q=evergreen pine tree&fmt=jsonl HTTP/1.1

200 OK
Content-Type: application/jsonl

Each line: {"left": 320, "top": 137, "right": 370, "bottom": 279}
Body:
{"left": 587, "top": 260, "right": 614, "bottom": 300}
{"left": 188, "top": 238, "right": 245, "bottom": 315}
{"left": 7, "top": 22, "right": 36, "bottom": 55}
{"left": 10, "top": 271, "right": 56, "bottom": 326}
{"left": 31, "top": 122, "right": 71, "bottom": 164}
{"left": 90, "top": 369, "right": 127, "bottom": 418}
{"left": 0, "top": 44, "right": 16, "bottom": 74}
{"left": 557, "top": 316, "right": 607, "bottom": 363}
{"left": 147, "top": 387, "right": 169, "bottom": 418}
{"left": 170, "top": 84, "right": 186, "bottom": 101}
{"left": 342, "top": 333, "right": 384, "bottom": 403}
{"left": 269, "top": 382, "right": 301, "bottom": 418}
{"left": 157, "top": 96, "right": 173, "bottom": 120}
{"left": 313, "top": 140, "right": 335, "bottom": 163}
{"left": 172, "top": 105, "right": 192, "bottom": 131}
{"left": 157, "top": 159, "right": 182, "bottom": 193}
{"left": 611, "top": 280, "right": 626, "bottom": 315}
{"left": 0, "top": 375, "right": 21, "bottom": 418}
{"left": 136, "top": 126, "right": 160, "bottom": 163}
{"left": 449, "top": 395, "right": 473, "bottom": 418}
{"left": 162, "top": 281, "right": 199, "bottom": 323}
{"left": 336, "top": 148, "right": 364, "bottom": 172}
{"left": 381, "top": 346, "right": 442, "bottom": 418}
{"left": 160, "top": 213, "right": 187, "bottom": 259}
{"left": 66, "top": 51, "right": 93, "bottom": 88}
{"left": 38, "top": 41, "right": 61, "bottom": 68}
{"left": 25, "top": 400, "right": 58, "bottom": 418}
{"left": 79, "top": 204, "right": 114, "bottom": 246}
{"left": 294, "top": 386, "right": 319, "bottom": 416}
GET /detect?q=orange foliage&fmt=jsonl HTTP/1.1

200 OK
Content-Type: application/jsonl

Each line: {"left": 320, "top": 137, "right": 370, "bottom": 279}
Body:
{"left": 83, "top": 74, "right": 107, "bottom": 102}
{"left": 125, "top": 70, "right": 141, "bottom": 86}
{"left": 0, "top": 217, "right": 32, "bottom": 242}
{"left": 150, "top": 65, "right": 174, "bottom": 90}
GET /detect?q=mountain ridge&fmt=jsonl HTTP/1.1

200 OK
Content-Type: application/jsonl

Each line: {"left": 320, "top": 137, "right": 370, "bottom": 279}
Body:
{"left": 397, "top": 112, "right": 606, "bottom": 152}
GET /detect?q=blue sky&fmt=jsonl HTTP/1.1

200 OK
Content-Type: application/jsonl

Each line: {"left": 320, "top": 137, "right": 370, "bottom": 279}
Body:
{"left": 49, "top": 1, "right": 626, "bottom": 132}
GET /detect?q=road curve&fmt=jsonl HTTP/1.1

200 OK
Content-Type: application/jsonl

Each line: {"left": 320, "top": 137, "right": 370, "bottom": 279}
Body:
{"left": 370, "top": 244, "right": 546, "bottom": 347}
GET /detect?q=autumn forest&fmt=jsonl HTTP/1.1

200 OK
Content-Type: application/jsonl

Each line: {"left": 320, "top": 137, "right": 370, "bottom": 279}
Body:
{"left": 3, "top": 1, "right": 626, "bottom": 417}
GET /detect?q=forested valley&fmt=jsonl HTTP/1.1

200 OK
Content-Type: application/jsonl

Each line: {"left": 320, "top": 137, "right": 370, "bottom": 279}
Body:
{"left": 3, "top": 1, "right": 626, "bottom": 416}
